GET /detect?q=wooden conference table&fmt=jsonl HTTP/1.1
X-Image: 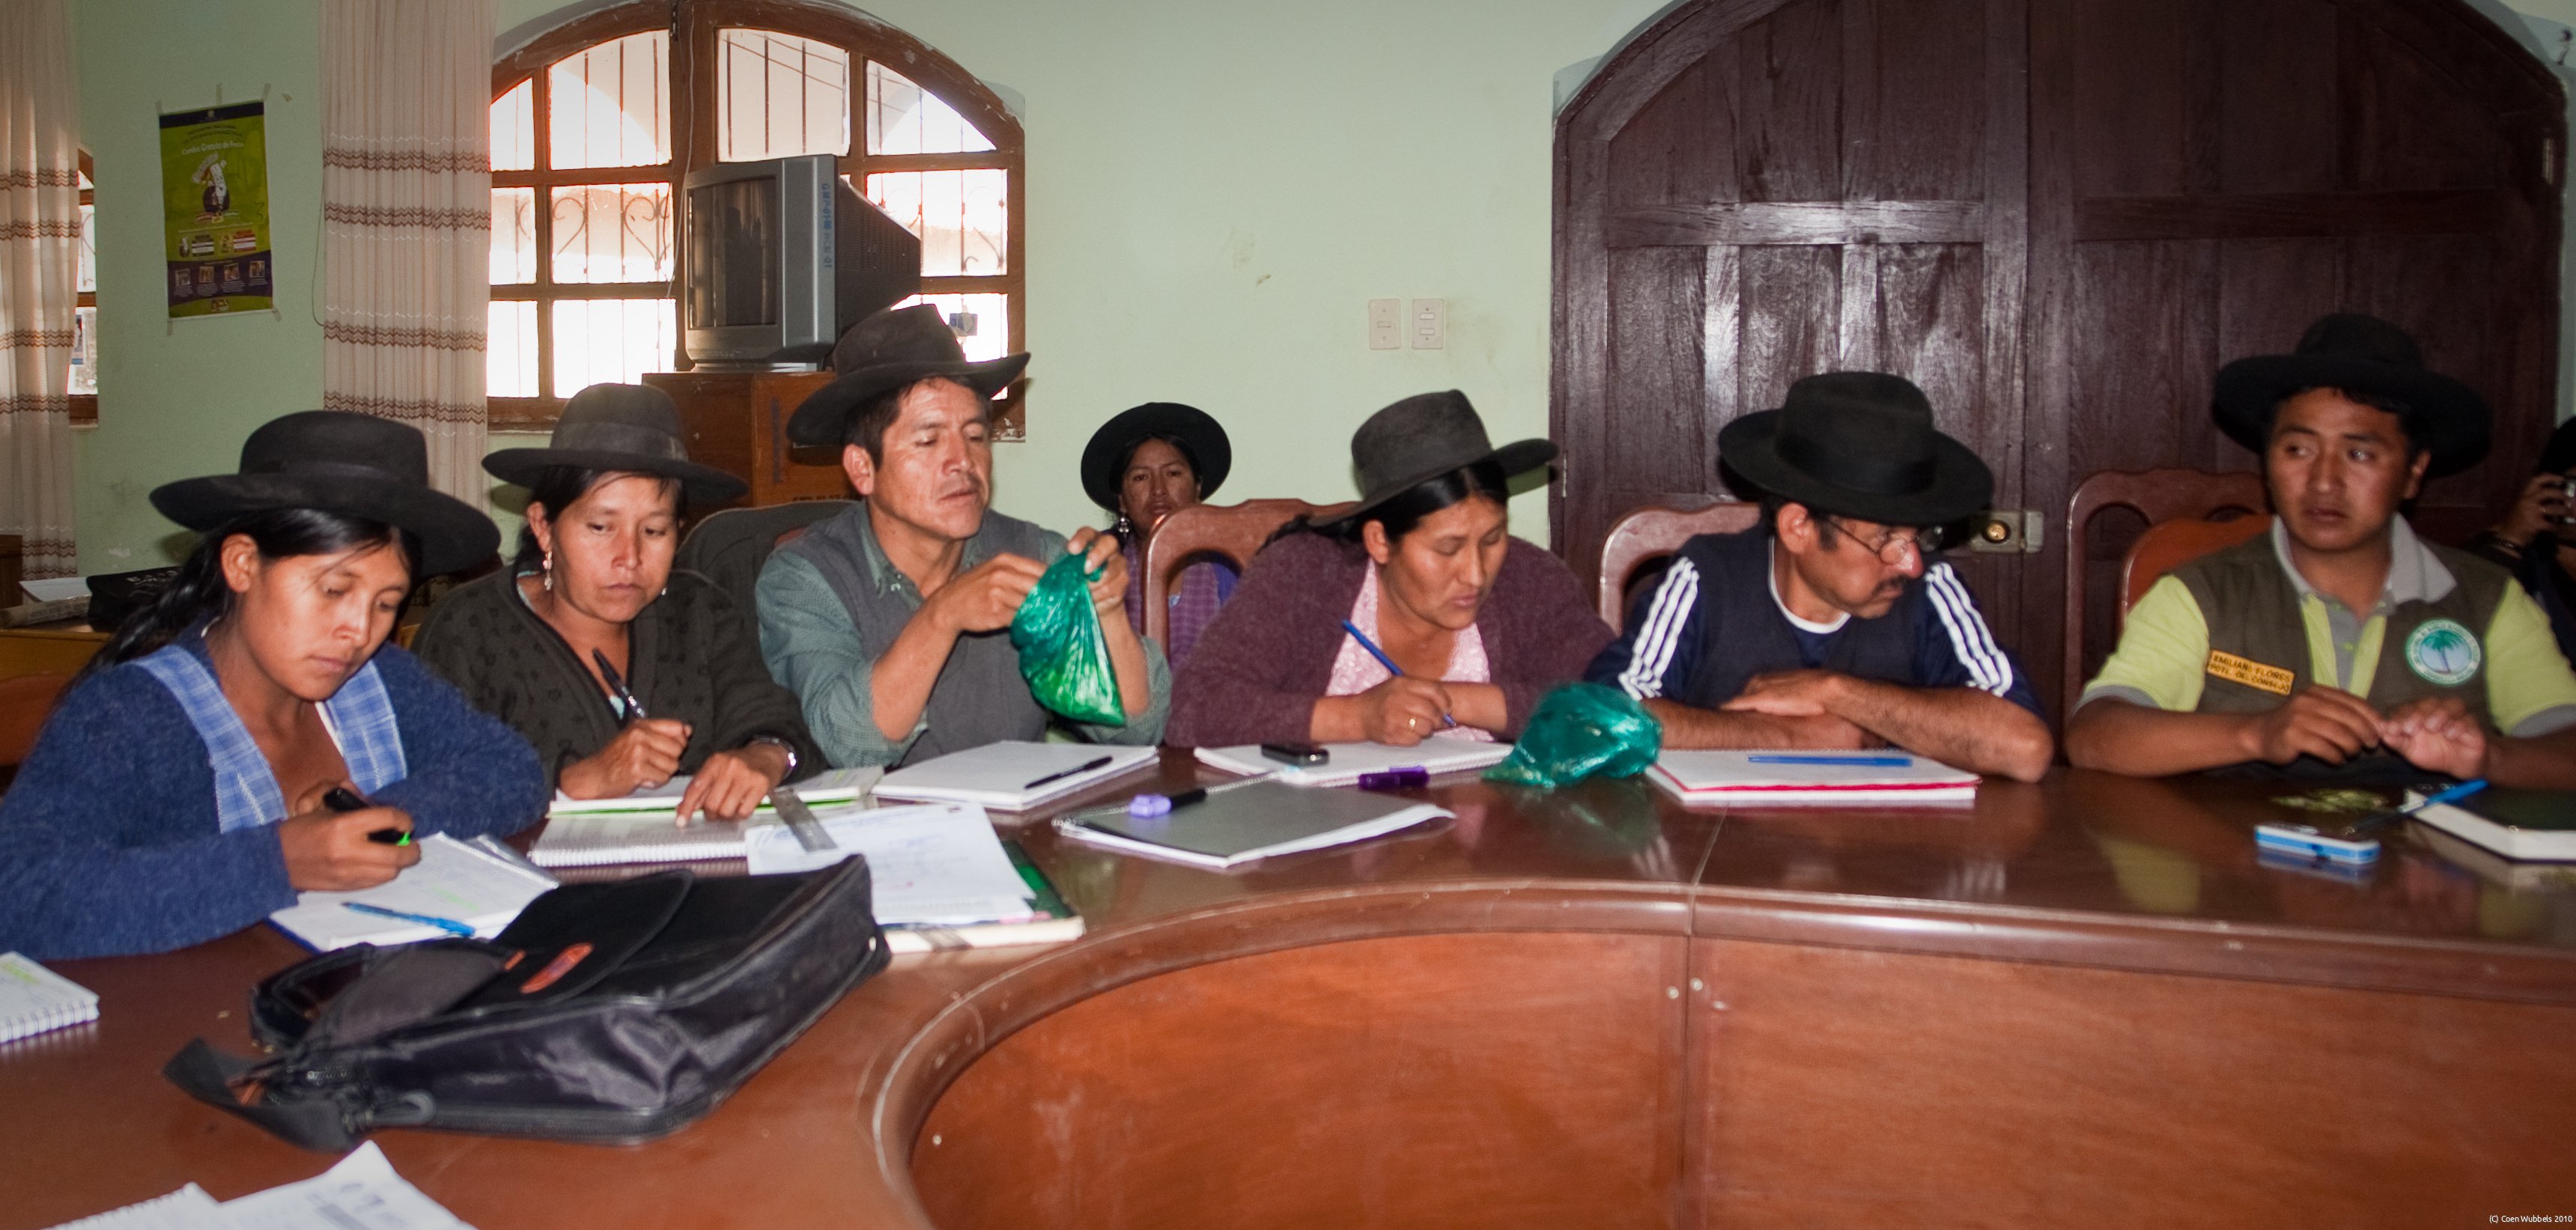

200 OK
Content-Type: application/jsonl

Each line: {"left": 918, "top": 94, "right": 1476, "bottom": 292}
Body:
{"left": 4, "top": 755, "right": 2572, "bottom": 1228}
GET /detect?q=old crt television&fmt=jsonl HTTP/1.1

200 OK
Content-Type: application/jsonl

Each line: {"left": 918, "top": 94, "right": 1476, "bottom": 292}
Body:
{"left": 681, "top": 153, "right": 921, "bottom": 366}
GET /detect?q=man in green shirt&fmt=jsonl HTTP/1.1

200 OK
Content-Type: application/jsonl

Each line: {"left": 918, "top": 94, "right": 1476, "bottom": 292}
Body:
{"left": 2067, "top": 314, "right": 2576, "bottom": 786}
{"left": 756, "top": 305, "right": 1168, "bottom": 768}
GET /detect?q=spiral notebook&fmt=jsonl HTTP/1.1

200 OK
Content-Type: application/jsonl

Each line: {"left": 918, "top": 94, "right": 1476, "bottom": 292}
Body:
{"left": 0, "top": 952, "right": 97, "bottom": 1045}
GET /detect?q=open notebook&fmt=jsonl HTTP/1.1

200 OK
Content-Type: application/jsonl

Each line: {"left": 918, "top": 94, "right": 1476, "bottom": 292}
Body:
{"left": 738, "top": 802, "right": 1085, "bottom": 951}
{"left": 547, "top": 766, "right": 881, "bottom": 816}
{"left": 872, "top": 742, "right": 1160, "bottom": 812}
{"left": 0, "top": 953, "right": 97, "bottom": 1046}
{"left": 1193, "top": 740, "right": 1511, "bottom": 788}
{"left": 267, "top": 835, "right": 558, "bottom": 950}
{"left": 1649, "top": 749, "right": 1979, "bottom": 806}
{"left": 1057, "top": 780, "right": 1450, "bottom": 869}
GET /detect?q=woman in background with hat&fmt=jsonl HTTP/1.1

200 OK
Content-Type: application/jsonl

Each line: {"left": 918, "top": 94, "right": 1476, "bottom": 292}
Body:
{"left": 416, "top": 384, "right": 823, "bottom": 821}
{"left": 1082, "top": 402, "right": 1238, "bottom": 669}
{"left": 0, "top": 412, "right": 546, "bottom": 960}
{"left": 1168, "top": 391, "right": 1611, "bottom": 749}
{"left": 2470, "top": 417, "right": 2576, "bottom": 663}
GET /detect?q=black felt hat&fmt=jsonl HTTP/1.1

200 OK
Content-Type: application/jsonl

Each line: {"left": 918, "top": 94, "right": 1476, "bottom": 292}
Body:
{"left": 484, "top": 383, "right": 748, "bottom": 505}
{"left": 1316, "top": 390, "right": 1555, "bottom": 528}
{"left": 2212, "top": 313, "right": 2491, "bottom": 478}
{"left": 1717, "top": 372, "right": 1993, "bottom": 527}
{"left": 1080, "top": 402, "right": 1233, "bottom": 512}
{"left": 150, "top": 411, "right": 499, "bottom": 576}
{"left": 784, "top": 304, "right": 1030, "bottom": 447}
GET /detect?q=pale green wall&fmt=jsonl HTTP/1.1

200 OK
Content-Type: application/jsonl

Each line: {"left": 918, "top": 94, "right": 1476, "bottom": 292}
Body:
{"left": 61, "top": 0, "right": 2576, "bottom": 570}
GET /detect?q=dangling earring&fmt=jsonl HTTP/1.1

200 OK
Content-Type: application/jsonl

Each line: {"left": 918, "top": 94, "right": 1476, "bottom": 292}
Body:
{"left": 1114, "top": 512, "right": 1134, "bottom": 543}
{"left": 542, "top": 549, "right": 554, "bottom": 592}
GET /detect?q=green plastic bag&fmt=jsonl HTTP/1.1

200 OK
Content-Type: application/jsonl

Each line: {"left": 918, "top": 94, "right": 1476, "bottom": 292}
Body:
{"left": 1483, "top": 682, "right": 1661, "bottom": 790}
{"left": 1009, "top": 551, "right": 1124, "bottom": 727}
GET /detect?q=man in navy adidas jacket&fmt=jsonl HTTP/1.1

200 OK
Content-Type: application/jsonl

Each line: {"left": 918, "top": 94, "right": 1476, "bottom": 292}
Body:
{"left": 1585, "top": 373, "right": 2053, "bottom": 782}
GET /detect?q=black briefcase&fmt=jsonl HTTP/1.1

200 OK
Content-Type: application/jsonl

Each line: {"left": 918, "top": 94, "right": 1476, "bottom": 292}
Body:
{"left": 164, "top": 859, "right": 888, "bottom": 1151}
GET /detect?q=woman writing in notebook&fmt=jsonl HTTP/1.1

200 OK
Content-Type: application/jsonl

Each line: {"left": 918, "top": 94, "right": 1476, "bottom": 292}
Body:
{"left": 0, "top": 412, "right": 547, "bottom": 960}
{"left": 414, "top": 384, "right": 821, "bottom": 822}
{"left": 1167, "top": 392, "right": 1613, "bottom": 749}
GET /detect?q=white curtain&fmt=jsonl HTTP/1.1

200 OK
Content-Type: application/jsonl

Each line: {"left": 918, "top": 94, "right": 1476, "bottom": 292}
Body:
{"left": 0, "top": 0, "right": 79, "bottom": 580}
{"left": 322, "top": 0, "right": 493, "bottom": 505}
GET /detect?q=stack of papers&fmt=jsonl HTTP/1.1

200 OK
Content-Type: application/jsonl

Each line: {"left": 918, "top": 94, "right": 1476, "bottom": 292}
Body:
{"left": 872, "top": 742, "right": 1159, "bottom": 812}
{"left": 745, "top": 801, "right": 1032, "bottom": 923}
{"left": 1649, "top": 749, "right": 1979, "bottom": 806}
{"left": 1192, "top": 740, "right": 1511, "bottom": 788}
{"left": 1057, "top": 780, "right": 1450, "bottom": 869}
{"left": 46, "top": 1142, "right": 473, "bottom": 1230}
{"left": 0, "top": 952, "right": 97, "bottom": 1044}
{"left": 267, "top": 835, "right": 559, "bottom": 950}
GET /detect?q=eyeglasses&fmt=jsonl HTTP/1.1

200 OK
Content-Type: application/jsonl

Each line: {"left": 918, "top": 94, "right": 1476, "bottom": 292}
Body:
{"left": 1821, "top": 517, "right": 1947, "bottom": 565}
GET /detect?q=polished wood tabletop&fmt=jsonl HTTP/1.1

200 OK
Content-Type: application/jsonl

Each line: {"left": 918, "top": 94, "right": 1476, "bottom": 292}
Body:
{"left": 4, "top": 753, "right": 2571, "bottom": 1228}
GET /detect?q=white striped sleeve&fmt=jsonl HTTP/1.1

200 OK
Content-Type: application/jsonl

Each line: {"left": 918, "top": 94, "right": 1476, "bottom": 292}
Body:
{"left": 1922, "top": 563, "right": 2014, "bottom": 696}
{"left": 1617, "top": 558, "right": 1700, "bottom": 700}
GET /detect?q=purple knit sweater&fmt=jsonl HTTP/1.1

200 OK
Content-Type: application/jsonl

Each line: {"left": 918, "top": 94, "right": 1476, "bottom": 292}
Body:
{"left": 1168, "top": 531, "right": 1614, "bottom": 747}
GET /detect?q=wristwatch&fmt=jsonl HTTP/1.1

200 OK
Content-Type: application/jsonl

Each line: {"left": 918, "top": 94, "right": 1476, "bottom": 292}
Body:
{"left": 749, "top": 735, "right": 798, "bottom": 780}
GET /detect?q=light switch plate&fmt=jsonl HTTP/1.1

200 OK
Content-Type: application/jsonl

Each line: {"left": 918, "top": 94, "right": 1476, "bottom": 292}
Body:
{"left": 1410, "top": 298, "right": 1446, "bottom": 349}
{"left": 1367, "top": 299, "right": 1402, "bottom": 350}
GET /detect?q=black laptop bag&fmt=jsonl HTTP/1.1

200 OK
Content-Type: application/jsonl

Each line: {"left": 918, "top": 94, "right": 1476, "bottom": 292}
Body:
{"left": 164, "top": 859, "right": 889, "bottom": 1151}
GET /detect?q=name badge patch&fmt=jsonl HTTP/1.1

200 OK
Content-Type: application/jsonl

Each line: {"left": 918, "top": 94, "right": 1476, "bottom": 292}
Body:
{"left": 2405, "top": 618, "right": 2482, "bottom": 686}
{"left": 2206, "top": 650, "right": 2294, "bottom": 695}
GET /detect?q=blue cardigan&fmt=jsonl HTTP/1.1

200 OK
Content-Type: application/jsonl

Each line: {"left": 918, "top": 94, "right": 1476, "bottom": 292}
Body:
{"left": 0, "top": 640, "right": 548, "bottom": 960}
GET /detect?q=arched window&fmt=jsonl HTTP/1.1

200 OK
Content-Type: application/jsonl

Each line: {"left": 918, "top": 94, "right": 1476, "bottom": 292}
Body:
{"left": 488, "top": 0, "right": 1025, "bottom": 435}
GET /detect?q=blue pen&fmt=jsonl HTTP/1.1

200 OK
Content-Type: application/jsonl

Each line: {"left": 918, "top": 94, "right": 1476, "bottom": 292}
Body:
{"left": 1340, "top": 619, "right": 1456, "bottom": 728}
{"left": 343, "top": 901, "right": 476, "bottom": 937}
{"left": 2344, "top": 778, "right": 2487, "bottom": 836}
{"left": 1746, "top": 753, "right": 1916, "bottom": 767}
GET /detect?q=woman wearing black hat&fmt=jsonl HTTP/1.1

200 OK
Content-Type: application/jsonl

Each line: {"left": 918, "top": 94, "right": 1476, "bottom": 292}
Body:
{"left": 2470, "top": 418, "right": 2576, "bottom": 665}
{"left": 1168, "top": 391, "right": 1612, "bottom": 749}
{"left": 0, "top": 412, "right": 547, "bottom": 960}
{"left": 415, "top": 384, "right": 824, "bottom": 821}
{"left": 1081, "top": 402, "right": 1239, "bottom": 669}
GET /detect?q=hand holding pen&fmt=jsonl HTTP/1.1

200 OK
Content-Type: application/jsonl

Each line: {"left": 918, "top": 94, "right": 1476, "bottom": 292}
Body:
{"left": 1340, "top": 619, "right": 1459, "bottom": 743}
{"left": 558, "top": 650, "right": 693, "bottom": 799}
{"left": 277, "top": 781, "right": 419, "bottom": 892}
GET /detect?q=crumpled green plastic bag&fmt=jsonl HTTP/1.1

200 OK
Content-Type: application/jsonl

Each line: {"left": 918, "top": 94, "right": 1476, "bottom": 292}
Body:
{"left": 1483, "top": 682, "right": 1661, "bottom": 790}
{"left": 1009, "top": 550, "right": 1124, "bottom": 727}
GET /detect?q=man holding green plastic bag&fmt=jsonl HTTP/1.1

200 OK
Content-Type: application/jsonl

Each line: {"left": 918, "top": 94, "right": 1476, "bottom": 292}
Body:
{"left": 757, "top": 306, "right": 1169, "bottom": 768}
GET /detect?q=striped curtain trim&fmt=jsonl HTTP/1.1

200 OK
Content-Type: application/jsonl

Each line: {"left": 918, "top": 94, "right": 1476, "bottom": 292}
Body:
{"left": 322, "top": 147, "right": 488, "bottom": 173}
{"left": 0, "top": 168, "right": 78, "bottom": 189}
{"left": 322, "top": 392, "right": 489, "bottom": 424}
{"left": 1, "top": 329, "right": 74, "bottom": 348}
{"left": 322, "top": 202, "right": 490, "bottom": 229}
{"left": 0, "top": 219, "right": 82, "bottom": 240}
{"left": 323, "top": 322, "right": 486, "bottom": 350}
{"left": 1, "top": 395, "right": 73, "bottom": 415}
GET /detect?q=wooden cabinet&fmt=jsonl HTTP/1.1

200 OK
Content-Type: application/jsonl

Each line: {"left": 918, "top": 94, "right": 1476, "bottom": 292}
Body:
{"left": 644, "top": 370, "right": 852, "bottom": 509}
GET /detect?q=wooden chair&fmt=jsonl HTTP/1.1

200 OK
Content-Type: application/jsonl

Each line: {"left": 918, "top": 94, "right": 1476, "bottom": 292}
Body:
{"left": 1595, "top": 500, "right": 1763, "bottom": 626}
{"left": 0, "top": 672, "right": 72, "bottom": 772}
{"left": 673, "top": 499, "right": 854, "bottom": 618}
{"left": 2060, "top": 469, "right": 2268, "bottom": 719}
{"left": 1142, "top": 499, "right": 1352, "bottom": 645}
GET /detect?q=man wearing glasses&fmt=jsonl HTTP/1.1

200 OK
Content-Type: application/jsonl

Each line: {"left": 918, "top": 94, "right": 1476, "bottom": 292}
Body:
{"left": 1585, "top": 372, "right": 2053, "bottom": 782}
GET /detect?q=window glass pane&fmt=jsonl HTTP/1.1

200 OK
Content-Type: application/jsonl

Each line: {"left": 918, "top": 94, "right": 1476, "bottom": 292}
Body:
{"left": 892, "top": 291, "right": 1010, "bottom": 364}
{"left": 490, "top": 188, "right": 535, "bottom": 284}
{"left": 718, "top": 29, "right": 851, "bottom": 162}
{"left": 488, "top": 300, "right": 538, "bottom": 397}
{"left": 865, "top": 169, "right": 1006, "bottom": 275}
{"left": 76, "top": 166, "right": 91, "bottom": 191}
{"left": 553, "top": 299, "right": 675, "bottom": 392}
{"left": 490, "top": 79, "right": 535, "bottom": 171}
{"left": 76, "top": 202, "right": 95, "bottom": 294}
{"left": 865, "top": 62, "right": 992, "bottom": 155}
{"left": 550, "top": 183, "right": 672, "bottom": 284}
{"left": 549, "top": 32, "right": 670, "bottom": 169}
{"left": 67, "top": 305, "right": 96, "bottom": 396}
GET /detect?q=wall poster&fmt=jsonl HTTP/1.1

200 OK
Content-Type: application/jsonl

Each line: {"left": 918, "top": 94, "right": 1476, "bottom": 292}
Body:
{"left": 160, "top": 100, "right": 273, "bottom": 318}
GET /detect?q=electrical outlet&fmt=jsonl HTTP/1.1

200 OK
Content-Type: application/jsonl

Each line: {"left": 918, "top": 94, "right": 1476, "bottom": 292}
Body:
{"left": 1410, "top": 298, "right": 1446, "bottom": 350}
{"left": 1367, "top": 299, "right": 1402, "bottom": 350}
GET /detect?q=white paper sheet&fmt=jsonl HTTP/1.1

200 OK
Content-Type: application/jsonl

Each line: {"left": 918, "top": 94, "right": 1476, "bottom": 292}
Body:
{"left": 547, "top": 765, "right": 881, "bottom": 815}
{"left": 267, "top": 835, "right": 557, "bottom": 949}
{"left": 744, "top": 801, "right": 1036, "bottom": 927}
{"left": 45, "top": 1143, "right": 476, "bottom": 1230}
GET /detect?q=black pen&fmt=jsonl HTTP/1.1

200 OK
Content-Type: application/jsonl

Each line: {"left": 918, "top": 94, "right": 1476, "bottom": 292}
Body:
{"left": 1024, "top": 755, "right": 1114, "bottom": 790}
{"left": 326, "top": 786, "right": 410, "bottom": 847}
{"left": 593, "top": 648, "right": 647, "bottom": 722}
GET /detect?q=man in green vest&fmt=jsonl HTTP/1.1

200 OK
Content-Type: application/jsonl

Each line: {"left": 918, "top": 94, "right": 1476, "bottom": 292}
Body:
{"left": 2067, "top": 314, "right": 2576, "bottom": 786}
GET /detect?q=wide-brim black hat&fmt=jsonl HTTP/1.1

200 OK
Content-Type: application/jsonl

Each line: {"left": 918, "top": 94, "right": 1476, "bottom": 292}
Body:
{"left": 1717, "top": 372, "right": 1993, "bottom": 527}
{"left": 2212, "top": 313, "right": 2490, "bottom": 478}
{"left": 484, "top": 383, "right": 748, "bottom": 505}
{"left": 151, "top": 410, "right": 499, "bottom": 576}
{"left": 1080, "top": 402, "right": 1233, "bottom": 511}
{"left": 784, "top": 304, "right": 1030, "bottom": 447}
{"left": 1315, "top": 390, "right": 1555, "bottom": 529}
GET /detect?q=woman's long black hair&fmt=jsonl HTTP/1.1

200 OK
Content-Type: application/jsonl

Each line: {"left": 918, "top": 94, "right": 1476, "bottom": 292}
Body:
{"left": 511, "top": 466, "right": 684, "bottom": 573}
{"left": 78, "top": 508, "right": 418, "bottom": 683}
{"left": 1269, "top": 459, "right": 1511, "bottom": 549}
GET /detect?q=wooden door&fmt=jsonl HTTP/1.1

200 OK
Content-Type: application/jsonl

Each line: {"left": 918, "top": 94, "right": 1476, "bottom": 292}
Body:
{"left": 1555, "top": 0, "right": 2563, "bottom": 717}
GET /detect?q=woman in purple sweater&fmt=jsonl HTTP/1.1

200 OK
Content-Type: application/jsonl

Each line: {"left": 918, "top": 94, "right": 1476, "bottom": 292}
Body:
{"left": 1170, "top": 391, "right": 1612, "bottom": 748}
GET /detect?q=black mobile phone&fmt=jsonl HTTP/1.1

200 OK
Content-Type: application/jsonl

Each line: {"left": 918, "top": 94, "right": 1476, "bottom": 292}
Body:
{"left": 1260, "top": 742, "right": 1329, "bottom": 767}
